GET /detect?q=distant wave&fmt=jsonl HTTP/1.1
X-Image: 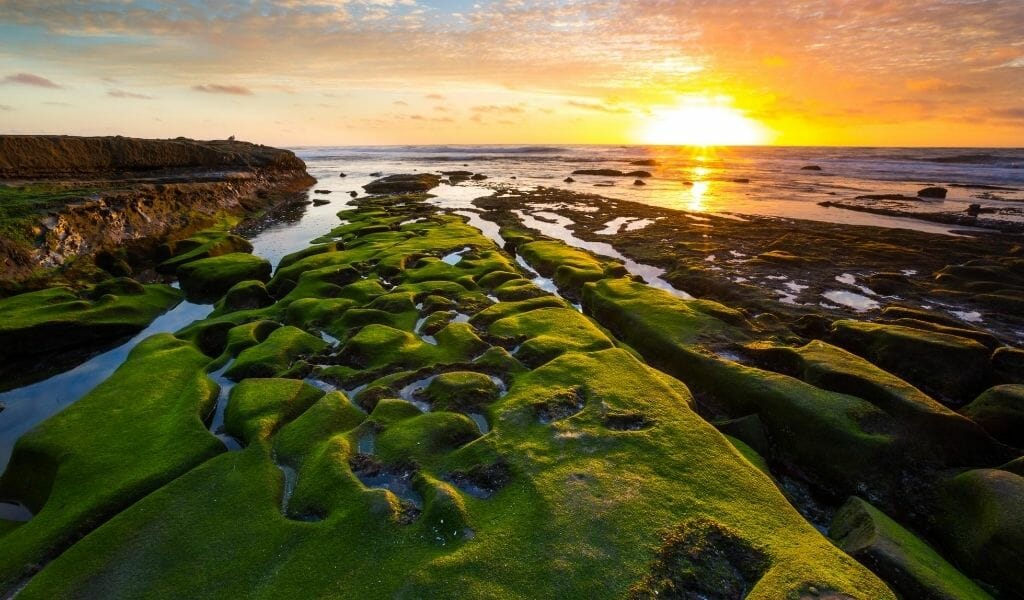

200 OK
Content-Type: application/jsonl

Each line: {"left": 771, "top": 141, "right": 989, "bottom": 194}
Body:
{"left": 917, "top": 153, "right": 1022, "bottom": 166}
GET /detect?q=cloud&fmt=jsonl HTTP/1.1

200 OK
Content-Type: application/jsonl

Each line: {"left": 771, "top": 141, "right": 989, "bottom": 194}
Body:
{"left": 0, "top": 104, "right": 13, "bottom": 111}
{"left": 566, "top": 99, "right": 629, "bottom": 114}
{"left": 192, "top": 84, "right": 253, "bottom": 96}
{"left": 904, "top": 78, "right": 980, "bottom": 94}
{"left": 471, "top": 104, "right": 525, "bottom": 114}
{"left": 393, "top": 100, "right": 408, "bottom": 106}
{"left": 3, "top": 72, "right": 60, "bottom": 88}
{"left": 991, "top": 107, "right": 1024, "bottom": 120}
{"left": 108, "top": 89, "right": 153, "bottom": 99}
{"left": 425, "top": 93, "right": 445, "bottom": 100}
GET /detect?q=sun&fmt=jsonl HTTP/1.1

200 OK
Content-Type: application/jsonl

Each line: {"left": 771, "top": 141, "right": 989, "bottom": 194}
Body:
{"left": 641, "top": 96, "right": 771, "bottom": 146}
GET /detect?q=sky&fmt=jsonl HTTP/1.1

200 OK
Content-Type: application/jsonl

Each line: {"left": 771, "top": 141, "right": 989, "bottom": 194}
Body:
{"left": 0, "top": 0, "right": 1022, "bottom": 147}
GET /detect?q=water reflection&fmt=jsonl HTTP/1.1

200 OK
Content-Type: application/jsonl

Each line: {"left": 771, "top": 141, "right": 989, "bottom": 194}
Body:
{"left": 687, "top": 166, "right": 711, "bottom": 212}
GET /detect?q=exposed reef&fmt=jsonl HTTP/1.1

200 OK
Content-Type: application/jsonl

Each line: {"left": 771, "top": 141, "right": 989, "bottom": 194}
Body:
{"left": 1, "top": 170, "right": 1022, "bottom": 598}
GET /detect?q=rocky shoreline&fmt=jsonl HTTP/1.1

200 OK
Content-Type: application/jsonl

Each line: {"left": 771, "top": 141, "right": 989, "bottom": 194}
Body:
{"left": 0, "top": 136, "right": 315, "bottom": 289}
{"left": 0, "top": 164, "right": 1021, "bottom": 598}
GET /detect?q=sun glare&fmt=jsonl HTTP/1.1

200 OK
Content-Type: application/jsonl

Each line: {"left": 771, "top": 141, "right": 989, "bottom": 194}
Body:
{"left": 641, "top": 97, "right": 771, "bottom": 146}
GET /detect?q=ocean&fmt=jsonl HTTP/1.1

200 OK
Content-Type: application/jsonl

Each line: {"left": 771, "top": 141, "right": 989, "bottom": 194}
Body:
{"left": 293, "top": 145, "right": 1024, "bottom": 235}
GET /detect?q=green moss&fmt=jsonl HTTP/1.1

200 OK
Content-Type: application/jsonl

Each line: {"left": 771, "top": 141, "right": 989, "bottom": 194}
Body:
{"left": 225, "top": 325, "right": 328, "bottom": 380}
{"left": 225, "top": 378, "right": 326, "bottom": 445}
{"left": 158, "top": 230, "right": 253, "bottom": 274}
{"left": 177, "top": 253, "right": 272, "bottom": 301}
{"left": 0, "top": 280, "right": 182, "bottom": 387}
{"left": 830, "top": 320, "right": 991, "bottom": 405}
{"left": 829, "top": 496, "right": 991, "bottom": 599}
{"left": 0, "top": 334, "right": 222, "bottom": 589}
{"left": 935, "top": 469, "right": 1024, "bottom": 596}
{"left": 5, "top": 190, "right": 897, "bottom": 598}
{"left": 0, "top": 183, "right": 102, "bottom": 248}
{"left": 422, "top": 371, "right": 501, "bottom": 412}
{"left": 961, "top": 385, "right": 1024, "bottom": 448}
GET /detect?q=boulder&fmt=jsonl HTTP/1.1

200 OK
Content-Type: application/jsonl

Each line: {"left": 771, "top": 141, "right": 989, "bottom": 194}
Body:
{"left": 960, "top": 385, "right": 1024, "bottom": 448}
{"left": 362, "top": 173, "right": 440, "bottom": 194}
{"left": 801, "top": 165, "right": 823, "bottom": 171}
{"left": 830, "top": 496, "right": 991, "bottom": 600}
{"left": 633, "top": 179, "right": 646, "bottom": 186}
{"left": 918, "top": 187, "right": 948, "bottom": 199}
{"left": 176, "top": 253, "right": 272, "bottom": 301}
{"left": 935, "top": 469, "right": 1024, "bottom": 596}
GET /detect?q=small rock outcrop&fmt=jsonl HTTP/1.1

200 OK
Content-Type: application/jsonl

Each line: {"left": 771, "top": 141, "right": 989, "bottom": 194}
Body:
{"left": 362, "top": 174, "right": 441, "bottom": 194}
{"left": 917, "top": 186, "right": 948, "bottom": 199}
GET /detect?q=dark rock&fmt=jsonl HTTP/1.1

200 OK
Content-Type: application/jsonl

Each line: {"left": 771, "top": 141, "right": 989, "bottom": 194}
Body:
{"left": 961, "top": 385, "right": 1024, "bottom": 448}
{"left": 934, "top": 468, "right": 1024, "bottom": 596}
{"left": 349, "top": 191, "right": 358, "bottom": 197}
{"left": 733, "top": 178, "right": 750, "bottom": 184}
{"left": 563, "top": 177, "right": 575, "bottom": 183}
{"left": 312, "top": 198, "right": 330, "bottom": 206}
{"left": 338, "top": 172, "right": 346, "bottom": 177}
{"left": 855, "top": 194, "right": 921, "bottom": 201}
{"left": 801, "top": 165, "right": 823, "bottom": 171}
{"left": 470, "top": 173, "right": 488, "bottom": 181}
{"left": 629, "top": 159, "right": 658, "bottom": 166}
{"left": 313, "top": 189, "right": 331, "bottom": 195}
{"left": 625, "top": 170, "right": 652, "bottom": 178}
{"left": 967, "top": 203, "right": 982, "bottom": 217}
{"left": 572, "top": 169, "right": 625, "bottom": 176}
{"left": 829, "top": 496, "right": 990, "bottom": 600}
{"left": 369, "top": 171, "right": 382, "bottom": 177}
{"left": 362, "top": 173, "right": 441, "bottom": 194}
{"left": 917, "top": 187, "right": 948, "bottom": 199}
{"left": 633, "top": 179, "right": 646, "bottom": 186}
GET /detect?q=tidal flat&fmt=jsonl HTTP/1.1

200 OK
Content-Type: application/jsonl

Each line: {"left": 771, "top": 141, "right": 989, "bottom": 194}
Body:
{"left": 0, "top": 140, "right": 1021, "bottom": 599}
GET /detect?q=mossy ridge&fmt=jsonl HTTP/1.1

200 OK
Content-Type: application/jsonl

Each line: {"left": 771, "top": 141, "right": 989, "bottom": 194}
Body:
{"left": 829, "top": 319, "right": 993, "bottom": 406}
{"left": 157, "top": 229, "right": 254, "bottom": 274}
{"left": 0, "top": 334, "right": 223, "bottom": 590}
{"left": 10, "top": 191, "right": 892, "bottom": 598}
{"left": 176, "top": 252, "right": 272, "bottom": 302}
{"left": 0, "top": 279, "right": 183, "bottom": 389}
{"left": 576, "top": 275, "right": 1021, "bottom": 595}
{"left": 829, "top": 496, "right": 992, "bottom": 600}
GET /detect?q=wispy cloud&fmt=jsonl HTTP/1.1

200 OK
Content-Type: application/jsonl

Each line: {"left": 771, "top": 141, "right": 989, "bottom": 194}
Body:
{"left": 3, "top": 72, "right": 60, "bottom": 88}
{"left": 0, "top": 104, "right": 13, "bottom": 111}
{"left": 108, "top": 89, "right": 153, "bottom": 99}
{"left": 566, "top": 100, "right": 629, "bottom": 114}
{"left": 192, "top": 84, "right": 253, "bottom": 96}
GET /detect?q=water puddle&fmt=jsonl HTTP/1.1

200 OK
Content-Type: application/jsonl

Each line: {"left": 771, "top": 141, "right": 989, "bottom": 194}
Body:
{"left": 950, "top": 310, "right": 983, "bottom": 323}
{"left": 0, "top": 299, "right": 214, "bottom": 470}
{"left": 513, "top": 209, "right": 692, "bottom": 300}
{"left": 398, "top": 376, "right": 439, "bottom": 412}
{"left": 441, "top": 246, "right": 472, "bottom": 265}
{"left": 207, "top": 362, "right": 243, "bottom": 451}
{"left": 0, "top": 500, "right": 33, "bottom": 522}
{"left": 468, "top": 413, "right": 490, "bottom": 434}
{"left": 822, "top": 290, "right": 880, "bottom": 312}
{"left": 596, "top": 217, "right": 633, "bottom": 235}
{"left": 358, "top": 431, "right": 376, "bottom": 455}
{"left": 624, "top": 218, "right": 655, "bottom": 231}
{"left": 452, "top": 209, "right": 506, "bottom": 247}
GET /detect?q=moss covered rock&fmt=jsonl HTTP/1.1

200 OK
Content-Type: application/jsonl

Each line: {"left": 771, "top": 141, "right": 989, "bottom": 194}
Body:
{"left": 0, "top": 334, "right": 222, "bottom": 589}
{"left": 830, "top": 497, "right": 991, "bottom": 600}
{"left": 177, "top": 252, "right": 272, "bottom": 301}
{"left": 0, "top": 280, "right": 182, "bottom": 387}
{"left": 961, "top": 385, "right": 1024, "bottom": 448}
{"left": 830, "top": 320, "right": 991, "bottom": 405}
{"left": 934, "top": 469, "right": 1024, "bottom": 596}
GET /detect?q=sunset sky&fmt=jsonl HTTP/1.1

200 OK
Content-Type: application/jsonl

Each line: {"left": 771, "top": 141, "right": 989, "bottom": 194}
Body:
{"left": 1, "top": 0, "right": 1022, "bottom": 147}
